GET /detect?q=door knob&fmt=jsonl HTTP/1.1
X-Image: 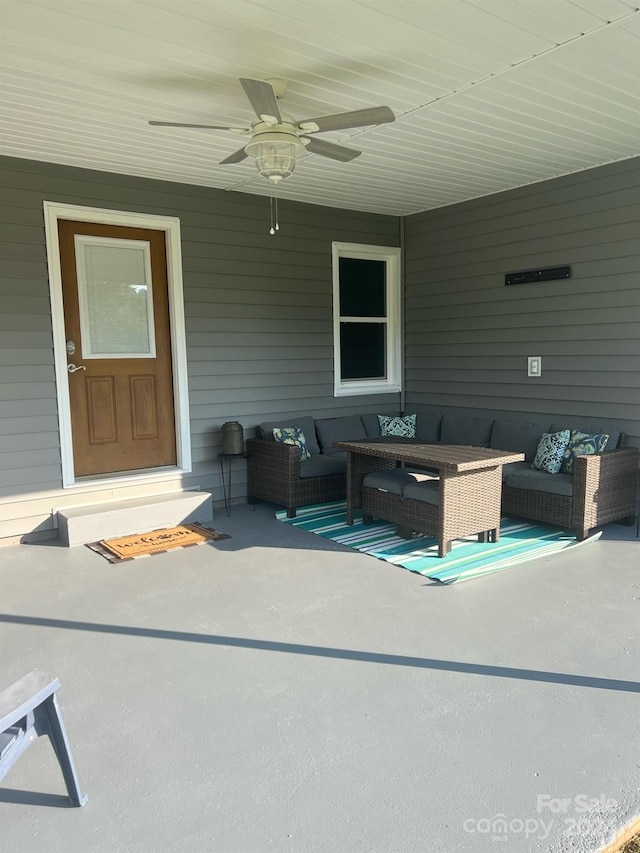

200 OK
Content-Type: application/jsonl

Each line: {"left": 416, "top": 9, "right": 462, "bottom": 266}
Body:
{"left": 67, "top": 363, "right": 86, "bottom": 373}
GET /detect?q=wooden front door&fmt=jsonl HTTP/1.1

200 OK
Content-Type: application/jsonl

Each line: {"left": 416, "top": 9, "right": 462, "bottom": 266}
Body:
{"left": 58, "top": 220, "right": 177, "bottom": 477}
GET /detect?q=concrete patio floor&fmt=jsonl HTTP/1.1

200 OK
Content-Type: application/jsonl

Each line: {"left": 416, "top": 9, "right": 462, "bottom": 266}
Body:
{"left": 1, "top": 502, "right": 639, "bottom": 853}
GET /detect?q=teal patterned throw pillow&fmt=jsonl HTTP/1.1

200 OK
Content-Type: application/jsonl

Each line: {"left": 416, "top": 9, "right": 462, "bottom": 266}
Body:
{"left": 378, "top": 414, "right": 417, "bottom": 438}
{"left": 532, "top": 430, "right": 571, "bottom": 474}
{"left": 272, "top": 426, "right": 312, "bottom": 461}
{"left": 560, "top": 430, "right": 609, "bottom": 475}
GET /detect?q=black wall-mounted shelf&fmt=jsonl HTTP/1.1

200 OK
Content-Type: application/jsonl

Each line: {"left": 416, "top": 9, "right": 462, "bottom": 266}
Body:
{"left": 505, "top": 266, "right": 571, "bottom": 286}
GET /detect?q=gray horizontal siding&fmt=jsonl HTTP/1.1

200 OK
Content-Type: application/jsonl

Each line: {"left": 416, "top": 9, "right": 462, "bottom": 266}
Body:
{"left": 0, "top": 382, "right": 58, "bottom": 401}
{"left": 0, "top": 464, "right": 62, "bottom": 490}
{"left": 404, "top": 157, "right": 640, "bottom": 448}
{"left": 0, "top": 447, "right": 61, "bottom": 469}
{"left": 407, "top": 273, "right": 640, "bottom": 310}
{"left": 5, "top": 150, "right": 637, "bottom": 540}
{"left": 0, "top": 399, "right": 58, "bottom": 417}
{"left": 405, "top": 158, "right": 640, "bottom": 233}
{"left": 0, "top": 169, "right": 394, "bottom": 236}
{"left": 0, "top": 415, "right": 60, "bottom": 436}
{"left": 0, "top": 155, "right": 399, "bottom": 539}
{"left": 0, "top": 431, "right": 60, "bottom": 452}
{"left": 407, "top": 323, "right": 639, "bottom": 345}
{"left": 0, "top": 365, "right": 56, "bottom": 382}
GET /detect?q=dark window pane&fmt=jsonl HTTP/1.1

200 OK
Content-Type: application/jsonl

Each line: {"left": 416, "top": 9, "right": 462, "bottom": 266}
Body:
{"left": 340, "top": 323, "right": 386, "bottom": 380}
{"left": 339, "top": 257, "right": 386, "bottom": 317}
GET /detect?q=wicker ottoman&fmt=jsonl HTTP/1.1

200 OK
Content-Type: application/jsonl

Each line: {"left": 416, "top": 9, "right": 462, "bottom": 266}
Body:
{"left": 362, "top": 468, "right": 500, "bottom": 558}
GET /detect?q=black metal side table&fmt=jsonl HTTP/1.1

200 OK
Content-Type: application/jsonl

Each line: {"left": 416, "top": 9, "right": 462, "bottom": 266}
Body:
{"left": 218, "top": 452, "right": 249, "bottom": 517}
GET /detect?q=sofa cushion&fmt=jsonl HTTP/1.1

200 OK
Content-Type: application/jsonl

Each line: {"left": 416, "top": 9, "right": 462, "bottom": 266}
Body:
{"left": 272, "top": 425, "right": 312, "bottom": 461}
{"left": 490, "top": 419, "right": 551, "bottom": 463}
{"left": 315, "top": 414, "right": 367, "bottom": 456}
{"left": 532, "top": 430, "right": 571, "bottom": 474}
{"left": 378, "top": 413, "right": 417, "bottom": 438}
{"left": 551, "top": 421, "right": 620, "bottom": 451}
{"left": 501, "top": 461, "right": 531, "bottom": 479}
{"left": 440, "top": 414, "right": 493, "bottom": 447}
{"left": 415, "top": 413, "right": 442, "bottom": 443}
{"left": 363, "top": 469, "right": 437, "bottom": 495}
{"left": 560, "top": 430, "right": 609, "bottom": 475}
{"left": 361, "top": 412, "right": 397, "bottom": 438}
{"left": 402, "top": 480, "right": 440, "bottom": 505}
{"left": 298, "top": 453, "right": 348, "bottom": 478}
{"left": 259, "top": 415, "right": 320, "bottom": 456}
{"left": 503, "top": 466, "right": 574, "bottom": 497}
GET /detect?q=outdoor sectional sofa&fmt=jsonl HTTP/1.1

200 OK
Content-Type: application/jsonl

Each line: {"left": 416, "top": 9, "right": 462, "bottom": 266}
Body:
{"left": 246, "top": 411, "right": 639, "bottom": 540}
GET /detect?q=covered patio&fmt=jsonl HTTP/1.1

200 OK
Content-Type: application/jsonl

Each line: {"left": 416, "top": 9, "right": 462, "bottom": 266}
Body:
{"left": 1, "top": 502, "right": 638, "bottom": 852}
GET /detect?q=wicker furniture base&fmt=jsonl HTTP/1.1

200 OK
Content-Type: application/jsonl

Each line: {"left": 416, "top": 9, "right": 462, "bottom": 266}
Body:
{"left": 335, "top": 440, "right": 523, "bottom": 522}
{"left": 362, "top": 466, "right": 503, "bottom": 558}
{"left": 502, "top": 447, "right": 639, "bottom": 539}
{"left": 247, "top": 437, "right": 346, "bottom": 518}
{"left": 335, "top": 440, "right": 524, "bottom": 558}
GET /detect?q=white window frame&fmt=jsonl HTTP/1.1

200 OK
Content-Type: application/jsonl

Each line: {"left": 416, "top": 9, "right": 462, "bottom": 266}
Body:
{"left": 332, "top": 242, "right": 401, "bottom": 397}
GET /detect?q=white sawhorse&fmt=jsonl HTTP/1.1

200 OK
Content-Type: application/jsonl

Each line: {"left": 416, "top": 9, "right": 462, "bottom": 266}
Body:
{"left": 0, "top": 670, "right": 87, "bottom": 806}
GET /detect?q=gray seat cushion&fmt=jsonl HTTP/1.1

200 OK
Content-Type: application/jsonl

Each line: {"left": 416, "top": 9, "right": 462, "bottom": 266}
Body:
{"left": 402, "top": 480, "right": 440, "bottom": 505}
{"left": 441, "top": 414, "right": 494, "bottom": 447}
{"left": 315, "top": 414, "right": 367, "bottom": 455}
{"left": 259, "top": 415, "right": 320, "bottom": 456}
{"left": 415, "top": 412, "right": 442, "bottom": 442}
{"left": 551, "top": 422, "right": 620, "bottom": 451}
{"left": 503, "top": 466, "right": 574, "bottom": 496}
{"left": 299, "top": 453, "right": 348, "bottom": 478}
{"left": 501, "top": 461, "right": 531, "bottom": 479}
{"left": 363, "top": 469, "right": 437, "bottom": 495}
{"left": 491, "top": 419, "right": 551, "bottom": 462}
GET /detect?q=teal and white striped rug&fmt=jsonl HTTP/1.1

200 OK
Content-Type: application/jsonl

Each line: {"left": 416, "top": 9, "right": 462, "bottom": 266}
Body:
{"left": 275, "top": 501, "right": 601, "bottom": 584}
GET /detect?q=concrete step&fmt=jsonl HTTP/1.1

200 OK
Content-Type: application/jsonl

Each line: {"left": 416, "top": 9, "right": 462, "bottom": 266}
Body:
{"left": 56, "top": 491, "right": 213, "bottom": 547}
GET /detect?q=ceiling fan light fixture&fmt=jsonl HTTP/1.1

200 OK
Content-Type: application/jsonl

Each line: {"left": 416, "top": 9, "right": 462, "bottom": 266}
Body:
{"left": 244, "top": 132, "right": 306, "bottom": 183}
{"left": 149, "top": 78, "right": 394, "bottom": 182}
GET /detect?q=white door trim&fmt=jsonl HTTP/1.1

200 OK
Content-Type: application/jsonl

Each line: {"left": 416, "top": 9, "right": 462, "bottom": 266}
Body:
{"left": 43, "top": 201, "right": 192, "bottom": 488}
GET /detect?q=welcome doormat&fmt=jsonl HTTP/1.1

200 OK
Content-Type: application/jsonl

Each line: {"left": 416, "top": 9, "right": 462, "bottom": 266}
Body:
{"left": 276, "top": 501, "right": 601, "bottom": 584}
{"left": 601, "top": 816, "right": 640, "bottom": 853}
{"left": 87, "top": 523, "right": 230, "bottom": 563}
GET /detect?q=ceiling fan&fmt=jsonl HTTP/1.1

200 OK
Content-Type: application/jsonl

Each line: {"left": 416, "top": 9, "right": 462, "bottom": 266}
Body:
{"left": 148, "top": 77, "right": 395, "bottom": 183}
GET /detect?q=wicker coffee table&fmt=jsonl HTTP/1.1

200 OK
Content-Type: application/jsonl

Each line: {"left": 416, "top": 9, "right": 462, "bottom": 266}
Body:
{"left": 334, "top": 439, "right": 525, "bottom": 557}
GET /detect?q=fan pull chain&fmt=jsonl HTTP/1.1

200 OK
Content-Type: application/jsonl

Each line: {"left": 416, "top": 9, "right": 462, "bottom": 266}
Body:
{"left": 269, "top": 186, "right": 280, "bottom": 235}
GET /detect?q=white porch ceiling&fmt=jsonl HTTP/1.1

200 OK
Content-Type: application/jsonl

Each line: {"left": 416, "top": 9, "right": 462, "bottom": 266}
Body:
{"left": 1, "top": 0, "right": 639, "bottom": 215}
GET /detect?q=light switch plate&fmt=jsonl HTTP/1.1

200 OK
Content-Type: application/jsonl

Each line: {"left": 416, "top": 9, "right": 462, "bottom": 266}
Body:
{"left": 528, "top": 356, "right": 542, "bottom": 377}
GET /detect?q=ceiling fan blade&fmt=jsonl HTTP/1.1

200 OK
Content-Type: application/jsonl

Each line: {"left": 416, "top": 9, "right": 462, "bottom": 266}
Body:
{"left": 219, "top": 147, "right": 249, "bottom": 165}
{"left": 298, "top": 106, "right": 395, "bottom": 134}
{"left": 149, "top": 121, "right": 249, "bottom": 133}
{"left": 302, "top": 137, "right": 361, "bottom": 162}
{"left": 239, "top": 78, "right": 282, "bottom": 124}
{"left": 240, "top": 77, "right": 282, "bottom": 124}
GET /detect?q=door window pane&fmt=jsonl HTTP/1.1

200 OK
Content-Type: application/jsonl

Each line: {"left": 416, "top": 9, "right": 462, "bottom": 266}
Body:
{"left": 75, "top": 236, "right": 156, "bottom": 358}
{"left": 340, "top": 323, "right": 386, "bottom": 380}
{"left": 338, "top": 257, "right": 386, "bottom": 317}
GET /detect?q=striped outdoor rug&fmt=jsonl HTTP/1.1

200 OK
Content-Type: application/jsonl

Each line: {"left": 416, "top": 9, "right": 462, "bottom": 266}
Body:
{"left": 275, "top": 501, "right": 601, "bottom": 584}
